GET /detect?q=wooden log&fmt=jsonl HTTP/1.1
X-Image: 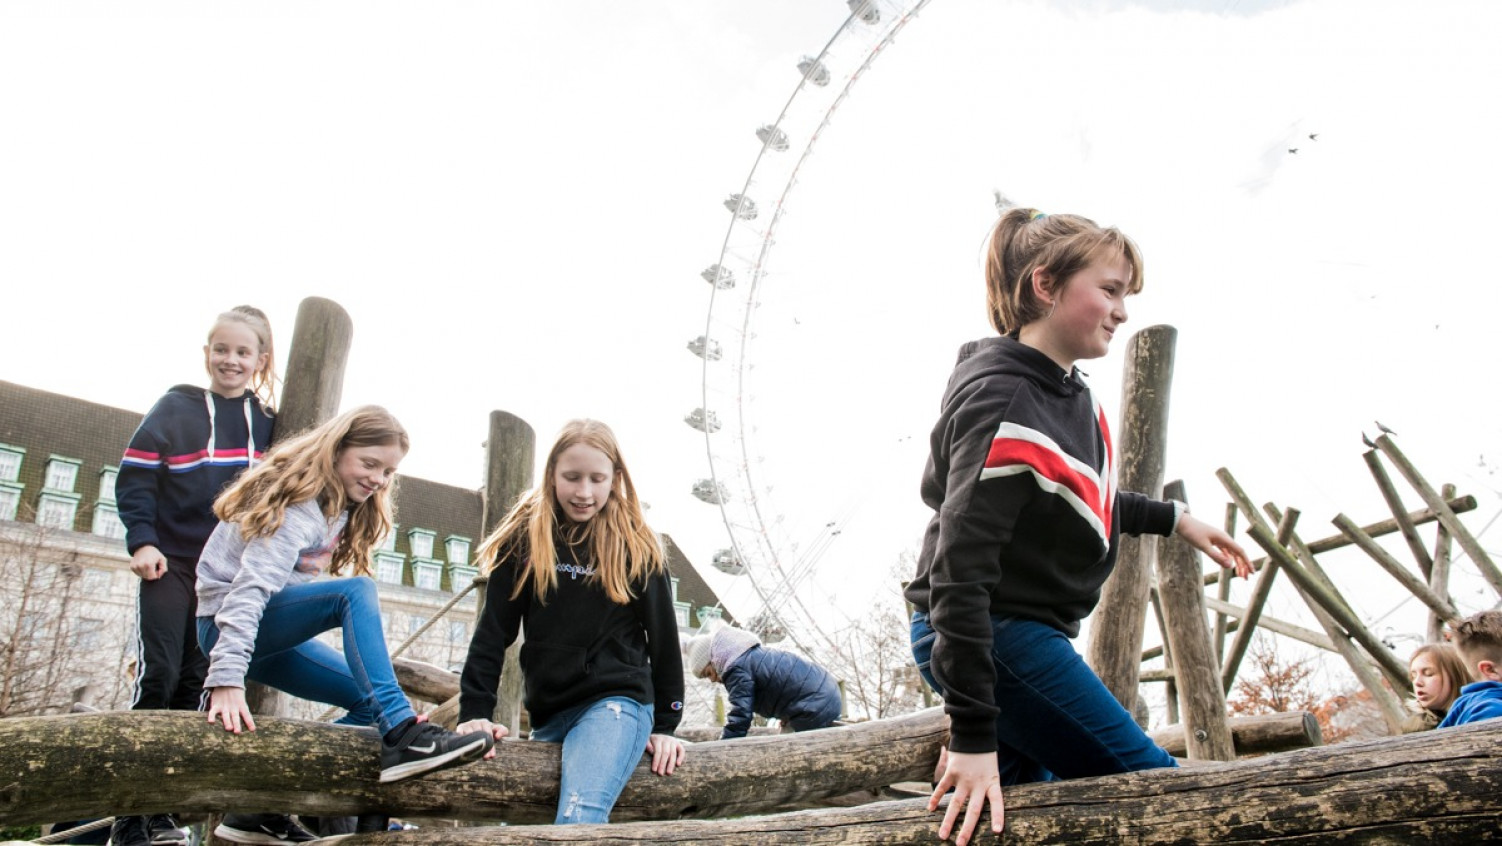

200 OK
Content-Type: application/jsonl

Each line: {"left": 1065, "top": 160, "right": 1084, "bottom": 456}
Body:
{"left": 1155, "top": 480, "right": 1233, "bottom": 761}
{"left": 1150, "top": 710, "right": 1321, "bottom": 757}
{"left": 391, "top": 657, "right": 460, "bottom": 706}
{"left": 1202, "top": 597, "right": 1334, "bottom": 653}
{"left": 274, "top": 296, "right": 353, "bottom": 440}
{"left": 323, "top": 721, "right": 1502, "bottom": 845}
{"left": 1362, "top": 449, "right": 1434, "bottom": 578}
{"left": 1429, "top": 483, "right": 1457, "bottom": 643}
{"left": 1212, "top": 503, "right": 1236, "bottom": 662}
{"left": 0, "top": 708, "right": 947, "bottom": 826}
{"left": 1373, "top": 434, "right": 1502, "bottom": 596}
{"left": 481, "top": 410, "right": 535, "bottom": 734}
{"left": 1088, "top": 324, "right": 1176, "bottom": 710}
{"left": 1198, "top": 494, "right": 1478, "bottom": 586}
{"left": 1332, "top": 512, "right": 1461, "bottom": 626}
{"left": 1220, "top": 507, "right": 1297, "bottom": 693}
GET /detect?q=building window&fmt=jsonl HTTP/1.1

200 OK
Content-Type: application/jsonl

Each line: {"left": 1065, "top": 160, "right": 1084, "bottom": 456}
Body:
{"left": 674, "top": 601, "right": 691, "bottom": 628}
{"left": 408, "top": 615, "right": 428, "bottom": 638}
{"left": 450, "top": 565, "right": 479, "bottom": 591}
{"left": 445, "top": 535, "right": 471, "bottom": 566}
{"left": 98, "top": 467, "right": 119, "bottom": 503}
{"left": 407, "top": 529, "right": 436, "bottom": 559}
{"left": 44, "top": 457, "right": 81, "bottom": 493}
{"left": 413, "top": 561, "right": 442, "bottom": 592}
{"left": 379, "top": 524, "right": 400, "bottom": 552}
{"left": 37, "top": 492, "right": 80, "bottom": 530}
{"left": 374, "top": 551, "right": 405, "bottom": 585}
{"left": 0, "top": 485, "right": 20, "bottom": 521}
{"left": 0, "top": 445, "right": 23, "bottom": 483}
{"left": 83, "top": 568, "right": 113, "bottom": 595}
{"left": 670, "top": 576, "right": 681, "bottom": 601}
{"left": 448, "top": 621, "right": 468, "bottom": 644}
{"left": 92, "top": 503, "right": 126, "bottom": 539}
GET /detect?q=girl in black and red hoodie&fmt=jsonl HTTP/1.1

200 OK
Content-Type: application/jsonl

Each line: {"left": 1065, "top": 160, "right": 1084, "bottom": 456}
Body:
{"left": 905, "top": 208, "right": 1252, "bottom": 845}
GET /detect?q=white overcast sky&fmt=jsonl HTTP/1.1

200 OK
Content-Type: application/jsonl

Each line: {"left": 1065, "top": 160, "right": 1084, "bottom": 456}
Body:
{"left": 4, "top": 0, "right": 1500, "bottom": 672}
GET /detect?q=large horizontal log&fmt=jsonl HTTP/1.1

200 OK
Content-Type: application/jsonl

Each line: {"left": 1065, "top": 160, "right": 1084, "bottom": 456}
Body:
{"left": 390, "top": 658, "right": 459, "bottom": 705}
{"left": 0, "top": 708, "right": 946, "bottom": 826}
{"left": 321, "top": 720, "right": 1502, "bottom": 845}
{"left": 1150, "top": 711, "right": 1321, "bottom": 757}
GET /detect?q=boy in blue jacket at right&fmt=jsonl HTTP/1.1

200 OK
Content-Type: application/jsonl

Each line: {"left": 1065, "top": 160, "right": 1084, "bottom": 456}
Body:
{"left": 686, "top": 622, "right": 841, "bottom": 739}
{"left": 1437, "top": 609, "right": 1502, "bottom": 728}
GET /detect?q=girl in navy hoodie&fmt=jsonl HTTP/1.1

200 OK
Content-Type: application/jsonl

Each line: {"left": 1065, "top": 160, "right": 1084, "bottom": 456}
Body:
{"left": 112, "top": 306, "right": 276, "bottom": 846}
{"left": 458, "top": 419, "right": 686, "bottom": 825}
{"left": 904, "top": 208, "right": 1252, "bottom": 845}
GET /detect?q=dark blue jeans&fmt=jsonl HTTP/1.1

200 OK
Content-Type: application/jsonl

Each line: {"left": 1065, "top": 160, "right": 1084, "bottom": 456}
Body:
{"left": 910, "top": 610, "right": 1175, "bottom": 785}
{"left": 197, "top": 577, "right": 415, "bottom": 734}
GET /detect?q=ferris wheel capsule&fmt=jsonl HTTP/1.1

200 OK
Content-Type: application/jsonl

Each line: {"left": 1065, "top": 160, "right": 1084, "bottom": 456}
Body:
{"left": 848, "top": 0, "right": 881, "bottom": 25}
{"left": 711, "top": 548, "right": 746, "bottom": 576}
{"left": 687, "top": 335, "right": 723, "bottom": 361}
{"left": 796, "top": 55, "right": 831, "bottom": 87}
{"left": 692, "top": 479, "right": 731, "bottom": 504}
{"left": 684, "top": 408, "right": 722, "bottom": 433}
{"left": 724, "top": 194, "right": 758, "bottom": 220}
{"left": 700, "top": 264, "right": 736, "bottom": 289}
{"left": 755, "top": 124, "right": 790, "bottom": 152}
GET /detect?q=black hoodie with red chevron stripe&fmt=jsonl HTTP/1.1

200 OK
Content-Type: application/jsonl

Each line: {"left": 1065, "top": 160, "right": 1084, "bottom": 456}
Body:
{"left": 904, "top": 335, "right": 1175, "bottom": 753}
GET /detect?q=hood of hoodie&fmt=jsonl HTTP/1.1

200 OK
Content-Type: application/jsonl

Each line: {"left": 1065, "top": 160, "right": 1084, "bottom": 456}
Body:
{"left": 946, "top": 335, "right": 1086, "bottom": 403}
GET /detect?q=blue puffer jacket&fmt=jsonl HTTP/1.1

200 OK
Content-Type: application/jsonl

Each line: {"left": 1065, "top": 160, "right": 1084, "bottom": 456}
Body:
{"left": 721, "top": 645, "right": 841, "bottom": 739}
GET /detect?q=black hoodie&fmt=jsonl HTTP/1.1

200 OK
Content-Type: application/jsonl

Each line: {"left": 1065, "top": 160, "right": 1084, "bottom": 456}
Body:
{"left": 903, "top": 336, "right": 1174, "bottom": 753}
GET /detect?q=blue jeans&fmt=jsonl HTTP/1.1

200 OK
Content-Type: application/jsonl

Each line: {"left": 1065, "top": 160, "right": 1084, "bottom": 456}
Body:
{"left": 529, "top": 696, "right": 653, "bottom": 825}
{"left": 910, "top": 610, "right": 1175, "bottom": 785}
{"left": 197, "top": 577, "right": 415, "bottom": 735}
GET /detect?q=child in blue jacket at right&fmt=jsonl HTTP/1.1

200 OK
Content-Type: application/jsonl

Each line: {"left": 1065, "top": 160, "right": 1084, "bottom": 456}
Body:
{"left": 686, "top": 622, "right": 841, "bottom": 739}
{"left": 1437, "top": 609, "right": 1502, "bottom": 728}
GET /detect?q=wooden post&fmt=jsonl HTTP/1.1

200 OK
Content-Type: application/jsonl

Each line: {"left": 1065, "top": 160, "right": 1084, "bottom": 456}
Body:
{"left": 1213, "top": 503, "right": 1236, "bottom": 663}
{"left": 1429, "top": 483, "right": 1456, "bottom": 643}
{"left": 274, "top": 297, "right": 354, "bottom": 440}
{"left": 247, "top": 296, "right": 352, "bottom": 719}
{"left": 1332, "top": 513, "right": 1461, "bottom": 626}
{"left": 1156, "top": 480, "right": 1234, "bottom": 761}
{"left": 483, "top": 411, "right": 535, "bottom": 734}
{"left": 1088, "top": 325, "right": 1176, "bottom": 709}
{"left": 1220, "top": 508, "right": 1296, "bottom": 693}
{"left": 1374, "top": 434, "right": 1502, "bottom": 596}
{"left": 1148, "top": 588, "right": 1178, "bottom": 726}
{"left": 1362, "top": 450, "right": 1433, "bottom": 579}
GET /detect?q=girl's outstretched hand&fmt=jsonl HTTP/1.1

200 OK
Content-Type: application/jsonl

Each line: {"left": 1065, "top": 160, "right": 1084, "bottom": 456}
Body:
{"left": 646, "top": 734, "right": 685, "bottom": 775}
{"left": 456, "top": 718, "right": 511, "bottom": 760}
{"left": 1175, "top": 513, "right": 1253, "bottom": 578}
{"left": 930, "top": 749, "right": 1004, "bottom": 845}
{"left": 206, "top": 686, "right": 256, "bottom": 734}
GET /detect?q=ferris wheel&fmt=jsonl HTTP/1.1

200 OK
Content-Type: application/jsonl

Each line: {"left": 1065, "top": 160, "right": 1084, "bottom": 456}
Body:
{"left": 686, "top": 0, "right": 932, "bottom": 653}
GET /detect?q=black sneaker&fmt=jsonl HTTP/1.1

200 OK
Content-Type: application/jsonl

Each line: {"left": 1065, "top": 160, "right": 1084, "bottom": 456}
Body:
{"left": 108, "top": 815, "right": 149, "bottom": 846}
{"left": 213, "top": 813, "right": 316, "bottom": 844}
{"left": 379, "top": 716, "right": 492, "bottom": 783}
{"left": 144, "top": 814, "right": 188, "bottom": 846}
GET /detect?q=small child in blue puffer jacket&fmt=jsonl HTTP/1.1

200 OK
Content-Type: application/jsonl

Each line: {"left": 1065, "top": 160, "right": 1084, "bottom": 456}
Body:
{"left": 686, "top": 622, "right": 842, "bottom": 739}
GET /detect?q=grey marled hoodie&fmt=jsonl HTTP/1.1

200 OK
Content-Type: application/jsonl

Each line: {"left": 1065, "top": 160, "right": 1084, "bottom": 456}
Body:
{"left": 197, "top": 499, "right": 348, "bottom": 689}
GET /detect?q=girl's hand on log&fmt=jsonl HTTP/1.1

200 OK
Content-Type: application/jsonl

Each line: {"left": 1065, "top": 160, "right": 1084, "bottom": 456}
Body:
{"left": 206, "top": 686, "right": 255, "bottom": 734}
{"left": 646, "top": 734, "right": 685, "bottom": 776}
{"left": 931, "top": 749, "right": 1003, "bottom": 845}
{"left": 456, "top": 718, "right": 510, "bottom": 760}
{"left": 1175, "top": 514, "right": 1253, "bottom": 578}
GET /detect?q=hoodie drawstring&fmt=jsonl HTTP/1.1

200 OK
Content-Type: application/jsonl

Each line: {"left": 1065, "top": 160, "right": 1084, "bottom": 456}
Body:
{"left": 204, "top": 391, "right": 258, "bottom": 467}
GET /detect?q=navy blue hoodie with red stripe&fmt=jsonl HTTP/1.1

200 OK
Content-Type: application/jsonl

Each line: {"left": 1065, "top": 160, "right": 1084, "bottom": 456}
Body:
{"left": 116, "top": 384, "right": 275, "bottom": 560}
{"left": 904, "top": 336, "right": 1175, "bottom": 753}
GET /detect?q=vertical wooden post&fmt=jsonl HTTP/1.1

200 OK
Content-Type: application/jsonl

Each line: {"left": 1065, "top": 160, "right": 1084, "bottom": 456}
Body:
{"left": 1158, "top": 481, "right": 1235, "bottom": 761}
{"left": 1088, "top": 325, "right": 1176, "bottom": 710}
{"left": 1220, "top": 508, "right": 1297, "bottom": 693}
{"left": 481, "top": 411, "right": 535, "bottom": 734}
{"left": 1429, "top": 484, "right": 1456, "bottom": 643}
{"left": 274, "top": 297, "right": 354, "bottom": 439}
{"left": 1149, "top": 588, "right": 1178, "bottom": 726}
{"left": 247, "top": 297, "right": 352, "bottom": 719}
{"left": 1212, "top": 504, "right": 1236, "bottom": 664}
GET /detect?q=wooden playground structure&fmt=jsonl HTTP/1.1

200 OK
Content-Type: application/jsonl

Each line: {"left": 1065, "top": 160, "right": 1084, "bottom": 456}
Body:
{"left": 4, "top": 306, "right": 1501, "bottom": 844}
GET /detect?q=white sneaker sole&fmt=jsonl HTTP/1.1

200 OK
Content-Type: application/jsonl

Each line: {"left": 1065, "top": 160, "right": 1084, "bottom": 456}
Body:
{"left": 211, "top": 824, "right": 308, "bottom": 845}
{"left": 379, "top": 736, "right": 489, "bottom": 783}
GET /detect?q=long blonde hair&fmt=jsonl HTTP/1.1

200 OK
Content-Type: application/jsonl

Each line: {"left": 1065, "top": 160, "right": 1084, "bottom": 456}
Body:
{"left": 213, "top": 405, "right": 408, "bottom": 576}
{"left": 209, "top": 305, "right": 280, "bottom": 411}
{"left": 476, "top": 419, "right": 664, "bottom": 604}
